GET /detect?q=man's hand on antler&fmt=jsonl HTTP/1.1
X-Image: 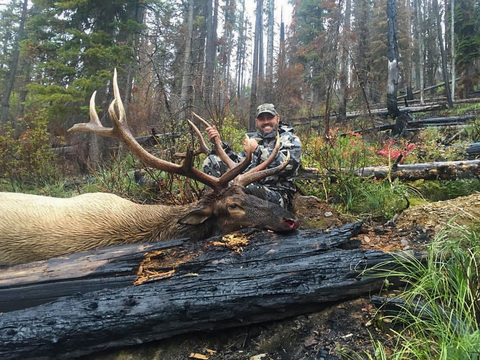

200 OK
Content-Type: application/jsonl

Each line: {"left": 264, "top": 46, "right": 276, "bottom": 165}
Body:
{"left": 206, "top": 125, "right": 220, "bottom": 143}
{"left": 244, "top": 135, "right": 258, "bottom": 152}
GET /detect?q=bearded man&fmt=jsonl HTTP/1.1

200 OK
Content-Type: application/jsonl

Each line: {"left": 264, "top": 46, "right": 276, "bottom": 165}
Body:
{"left": 202, "top": 103, "right": 302, "bottom": 210}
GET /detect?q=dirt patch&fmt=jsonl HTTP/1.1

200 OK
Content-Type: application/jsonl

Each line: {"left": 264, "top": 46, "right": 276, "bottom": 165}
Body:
{"left": 293, "top": 195, "right": 351, "bottom": 229}
{"left": 396, "top": 192, "right": 480, "bottom": 232}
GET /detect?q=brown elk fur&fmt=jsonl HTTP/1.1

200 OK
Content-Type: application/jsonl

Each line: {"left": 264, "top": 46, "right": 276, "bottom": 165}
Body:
{"left": 0, "top": 187, "right": 298, "bottom": 265}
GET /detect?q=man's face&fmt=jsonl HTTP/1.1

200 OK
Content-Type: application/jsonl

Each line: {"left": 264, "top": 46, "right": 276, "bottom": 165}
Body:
{"left": 256, "top": 113, "right": 279, "bottom": 135}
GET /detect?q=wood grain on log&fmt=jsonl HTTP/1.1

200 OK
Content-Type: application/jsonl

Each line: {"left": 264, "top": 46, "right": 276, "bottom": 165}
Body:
{"left": 0, "top": 223, "right": 411, "bottom": 359}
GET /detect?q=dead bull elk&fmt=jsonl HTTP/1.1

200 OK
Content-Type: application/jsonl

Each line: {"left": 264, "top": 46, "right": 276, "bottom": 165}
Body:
{"left": 0, "top": 70, "right": 298, "bottom": 265}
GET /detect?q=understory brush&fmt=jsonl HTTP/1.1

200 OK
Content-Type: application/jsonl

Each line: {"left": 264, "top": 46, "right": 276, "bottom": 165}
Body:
{"left": 0, "top": 111, "right": 61, "bottom": 191}
{"left": 299, "top": 123, "right": 478, "bottom": 221}
{"left": 349, "top": 225, "right": 480, "bottom": 359}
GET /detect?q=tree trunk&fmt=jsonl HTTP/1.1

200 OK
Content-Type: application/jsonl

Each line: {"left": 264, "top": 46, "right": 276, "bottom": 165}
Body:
{"left": 249, "top": 0, "right": 263, "bottom": 130}
{"left": 179, "top": 0, "right": 194, "bottom": 120}
{"left": 0, "top": 0, "right": 28, "bottom": 128}
{"left": 433, "top": 0, "right": 453, "bottom": 108}
{"left": 0, "top": 223, "right": 415, "bottom": 360}
{"left": 338, "top": 0, "right": 351, "bottom": 121}
{"left": 265, "top": 0, "right": 274, "bottom": 100}
{"left": 386, "top": 0, "right": 400, "bottom": 117}
{"left": 450, "top": 0, "right": 456, "bottom": 101}
{"left": 413, "top": 0, "right": 425, "bottom": 104}
{"left": 204, "top": 0, "right": 216, "bottom": 106}
{"left": 235, "top": 12, "right": 247, "bottom": 99}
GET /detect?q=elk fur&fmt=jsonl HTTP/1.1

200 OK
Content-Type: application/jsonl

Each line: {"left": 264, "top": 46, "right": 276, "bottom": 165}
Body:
{"left": 0, "top": 187, "right": 298, "bottom": 265}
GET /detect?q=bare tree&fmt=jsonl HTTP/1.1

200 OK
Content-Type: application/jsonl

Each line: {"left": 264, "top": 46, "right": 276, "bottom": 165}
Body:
{"left": 413, "top": 0, "right": 425, "bottom": 104}
{"left": 338, "top": 0, "right": 351, "bottom": 121}
{"left": 265, "top": 0, "right": 275, "bottom": 99}
{"left": 249, "top": 0, "right": 264, "bottom": 130}
{"left": 450, "top": 0, "right": 456, "bottom": 101}
{"left": 386, "top": 0, "right": 400, "bottom": 117}
{"left": 180, "top": 0, "right": 194, "bottom": 120}
{"left": 433, "top": 0, "right": 453, "bottom": 107}
{"left": 204, "top": 0, "right": 218, "bottom": 106}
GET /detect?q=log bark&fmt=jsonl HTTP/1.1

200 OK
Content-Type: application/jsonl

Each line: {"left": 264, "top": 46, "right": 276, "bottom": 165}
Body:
{"left": 467, "top": 143, "right": 480, "bottom": 159}
{"left": 299, "top": 159, "right": 480, "bottom": 181}
{"left": 341, "top": 115, "right": 476, "bottom": 136}
{"left": 0, "top": 239, "right": 184, "bottom": 312}
{"left": 407, "top": 115, "right": 475, "bottom": 128}
{"left": 0, "top": 223, "right": 412, "bottom": 359}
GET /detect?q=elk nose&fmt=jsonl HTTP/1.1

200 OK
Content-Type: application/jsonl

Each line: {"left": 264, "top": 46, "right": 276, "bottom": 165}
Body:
{"left": 283, "top": 217, "right": 299, "bottom": 230}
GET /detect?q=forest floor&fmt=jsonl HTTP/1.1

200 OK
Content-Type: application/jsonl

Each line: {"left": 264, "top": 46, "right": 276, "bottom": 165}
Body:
{"left": 84, "top": 192, "right": 480, "bottom": 360}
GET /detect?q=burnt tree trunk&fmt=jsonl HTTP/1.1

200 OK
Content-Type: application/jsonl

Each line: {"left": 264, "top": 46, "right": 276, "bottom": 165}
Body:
{"left": 407, "top": 115, "right": 475, "bottom": 128}
{"left": 467, "top": 143, "right": 480, "bottom": 159}
{"left": 0, "top": 223, "right": 415, "bottom": 359}
{"left": 300, "top": 160, "right": 480, "bottom": 181}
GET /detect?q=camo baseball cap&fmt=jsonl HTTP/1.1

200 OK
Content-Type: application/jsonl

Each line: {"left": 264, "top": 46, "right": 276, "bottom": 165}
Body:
{"left": 256, "top": 103, "right": 278, "bottom": 118}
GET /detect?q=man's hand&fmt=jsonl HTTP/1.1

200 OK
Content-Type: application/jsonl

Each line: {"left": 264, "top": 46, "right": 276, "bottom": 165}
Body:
{"left": 206, "top": 125, "right": 220, "bottom": 143}
{"left": 244, "top": 136, "right": 258, "bottom": 152}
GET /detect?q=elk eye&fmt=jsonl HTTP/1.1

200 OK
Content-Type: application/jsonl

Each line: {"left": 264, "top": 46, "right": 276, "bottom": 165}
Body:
{"left": 228, "top": 203, "right": 239, "bottom": 210}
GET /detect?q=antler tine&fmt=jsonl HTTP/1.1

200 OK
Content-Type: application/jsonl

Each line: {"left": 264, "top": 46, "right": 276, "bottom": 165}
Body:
{"left": 234, "top": 152, "right": 291, "bottom": 187}
{"left": 192, "top": 112, "right": 237, "bottom": 169}
{"left": 173, "top": 119, "right": 210, "bottom": 158}
{"left": 68, "top": 91, "right": 117, "bottom": 138}
{"left": 187, "top": 120, "right": 210, "bottom": 155}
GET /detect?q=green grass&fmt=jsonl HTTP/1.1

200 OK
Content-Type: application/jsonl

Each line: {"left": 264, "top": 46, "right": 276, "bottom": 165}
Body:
{"left": 348, "top": 225, "right": 480, "bottom": 359}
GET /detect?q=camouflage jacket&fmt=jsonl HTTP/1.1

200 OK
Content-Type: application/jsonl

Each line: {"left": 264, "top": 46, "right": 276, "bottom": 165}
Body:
{"left": 220, "top": 124, "right": 302, "bottom": 194}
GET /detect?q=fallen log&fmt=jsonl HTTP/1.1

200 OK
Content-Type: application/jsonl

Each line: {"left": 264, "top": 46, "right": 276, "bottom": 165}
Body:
{"left": 0, "top": 223, "right": 414, "bottom": 359}
{"left": 371, "top": 295, "right": 472, "bottom": 336}
{"left": 467, "top": 143, "right": 480, "bottom": 159}
{"left": 0, "top": 239, "right": 184, "bottom": 312}
{"left": 341, "top": 114, "right": 476, "bottom": 136}
{"left": 407, "top": 115, "right": 475, "bottom": 128}
{"left": 356, "top": 160, "right": 480, "bottom": 180}
{"left": 299, "top": 159, "right": 480, "bottom": 181}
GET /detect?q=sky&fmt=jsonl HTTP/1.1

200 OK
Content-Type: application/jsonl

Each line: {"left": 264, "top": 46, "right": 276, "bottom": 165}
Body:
{"left": 245, "top": 0, "right": 294, "bottom": 28}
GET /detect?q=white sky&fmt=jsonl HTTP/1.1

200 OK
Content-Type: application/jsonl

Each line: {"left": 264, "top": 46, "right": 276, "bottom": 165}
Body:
{"left": 245, "top": 0, "right": 293, "bottom": 29}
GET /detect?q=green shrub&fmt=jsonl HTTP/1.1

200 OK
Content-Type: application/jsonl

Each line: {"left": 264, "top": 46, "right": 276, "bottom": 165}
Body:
{"left": 0, "top": 109, "right": 60, "bottom": 190}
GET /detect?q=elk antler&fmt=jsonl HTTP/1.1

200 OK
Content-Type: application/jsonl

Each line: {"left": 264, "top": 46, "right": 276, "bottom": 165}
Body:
{"left": 190, "top": 112, "right": 291, "bottom": 188}
{"left": 68, "top": 69, "right": 251, "bottom": 193}
{"left": 68, "top": 69, "right": 290, "bottom": 192}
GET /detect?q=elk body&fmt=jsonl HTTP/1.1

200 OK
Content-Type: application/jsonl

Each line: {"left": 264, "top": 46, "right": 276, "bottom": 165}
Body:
{"left": 0, "top": 70, "right": 298, "bottom": 265}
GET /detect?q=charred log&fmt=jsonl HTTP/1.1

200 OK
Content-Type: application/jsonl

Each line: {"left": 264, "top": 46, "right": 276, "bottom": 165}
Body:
{"left": 467, "top": 143, "right": 480, "bottom": 159}
{"left": 0, "top": 239, "right": 184, "bottom": 312}
{"left": 407, "top": 115, "right": 475, "bottom": 128}
{"left": 371, "top": 295, "right": 472, "bottom": 336}
{"left": 0, "top": 223, "right": 419, "bottom": 359}
{"left": 299, "top": 160, "right": 480, "bottom": 181}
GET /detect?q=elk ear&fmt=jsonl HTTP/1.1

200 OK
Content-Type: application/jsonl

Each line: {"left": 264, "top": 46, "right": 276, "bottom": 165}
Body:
{"left": 178, "top": 205, "right": 214, "bottom": 225}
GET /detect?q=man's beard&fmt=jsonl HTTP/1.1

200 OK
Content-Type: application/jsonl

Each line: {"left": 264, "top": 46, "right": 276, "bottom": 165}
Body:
{"left": 258, "top": 123, "right": 279, "bottom": 137}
